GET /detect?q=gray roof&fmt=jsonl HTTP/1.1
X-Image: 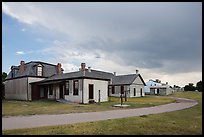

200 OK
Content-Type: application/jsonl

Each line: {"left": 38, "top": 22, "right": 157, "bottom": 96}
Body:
{"left": 32, "top": 69, "right": 146, "bottom": 86}
{"left": 6, "top": 61, "right": 64, "bottom": 80}
{"left": 110, "top": 74, "right": 146, "bottom": 86}
{"left": 32, "top": 69, "right": 114, "bottom": 84}
{"left": 111, "top": 74, "right": 138, "bottom": 85}
{"left": 6, "top": 61, "right": 146, "bottom": 86}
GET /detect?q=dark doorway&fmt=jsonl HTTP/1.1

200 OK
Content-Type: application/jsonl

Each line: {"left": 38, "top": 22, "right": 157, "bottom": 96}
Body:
{"left": 44, "top": 86, "right": 48, "bottom": 99}
{"left": 121, "top": 86, "right": 124, "bottom": 94}
{"left": 89, "top": 84, "right": 94, "bottom": 99}
{"left": 40, "top": 87, "right": 45, "bottom": 98}
{"left": 157, "top": 89, "right": 159, "bottom": 95}
{"left": 60, "top": 85, "right": 64, "bottom": 99}
{"left": 32, "top": 84, "right": 40, "bottom": 100}
{"left": 140, "top": 88, "right": 143, "bottom": 97}
{"left": 112, "top": 86, "right": 115, "bottom": 94}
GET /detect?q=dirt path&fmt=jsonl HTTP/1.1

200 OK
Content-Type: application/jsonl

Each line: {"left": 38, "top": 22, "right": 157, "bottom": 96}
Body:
{"left": 2, "top": 97, "right": 198, "bottom": 130}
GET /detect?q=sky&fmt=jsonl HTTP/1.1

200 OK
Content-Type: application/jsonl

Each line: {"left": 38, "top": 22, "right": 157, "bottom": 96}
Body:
{"left": 2, "top": 2, "right": 202, "bottom": 87}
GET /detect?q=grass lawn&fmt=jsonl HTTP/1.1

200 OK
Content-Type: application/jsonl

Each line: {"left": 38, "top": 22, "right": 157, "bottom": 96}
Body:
{"left": 2, "top": 95, "right": 175, "bottom": 117}
{"left": 2, "top": 91, "right": 202, "bottom": 135}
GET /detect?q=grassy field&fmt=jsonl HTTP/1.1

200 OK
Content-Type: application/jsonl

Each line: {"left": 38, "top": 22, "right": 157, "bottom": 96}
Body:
{"left": 2, "top": 96, "right": 175, "bottom": 117}
{"left": 2, "top": 91, "right": 202, "bottom": 135}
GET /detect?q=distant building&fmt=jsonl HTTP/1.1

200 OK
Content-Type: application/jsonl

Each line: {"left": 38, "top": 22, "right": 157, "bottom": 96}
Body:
{"left": 108, "top": 70, "right": 146, "bottom": 98}
{"left": 144, "top": 79, "right": 162, "bottom": 93}
{"left": 150, "top": 82, "right": 174, "bottom": 96}
{"left": 145, "top": 79, "right": 175, "bottom": 95}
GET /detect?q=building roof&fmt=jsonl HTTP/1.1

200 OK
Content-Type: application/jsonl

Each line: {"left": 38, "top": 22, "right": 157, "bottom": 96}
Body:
{"left": 31, "top": 69, "right": 114, "bottom": 84}
{"left": 31, "top": 68, "right": 146, "bottom": 86}
{"left": 110, "top": 74, "right": 146, "bottom": 86}
{"left": 6, "top": 61, "right": 64, "bottom": 80}
{"left": 8, "top": 61, "right": 146, "bottom": 86}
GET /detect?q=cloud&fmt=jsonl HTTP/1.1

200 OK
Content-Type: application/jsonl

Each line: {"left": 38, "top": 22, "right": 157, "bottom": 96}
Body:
{"left": 16, "top": 50, "right": 34, "bottom": 55}
{"left": 3, "top": 2, "right": 202, "bottom": 87}
{"left": 21, "top": 28, "right": 26, "bottom": 32}
{"left": 16, "top": 51, "right": 25, "bottom": 55}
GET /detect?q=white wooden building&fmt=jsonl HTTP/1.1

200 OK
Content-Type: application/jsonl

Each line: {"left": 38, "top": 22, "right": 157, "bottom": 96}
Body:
{"left": 108, "top": 70, "right": 146, "bottom": 98}
{"left": 32, "top": 64, "right": 111, "bottom": 104}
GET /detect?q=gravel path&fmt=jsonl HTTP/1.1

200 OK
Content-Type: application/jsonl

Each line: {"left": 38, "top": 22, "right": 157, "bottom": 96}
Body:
{"left": 2, "top": 97, "right": 198, "bottom": 130}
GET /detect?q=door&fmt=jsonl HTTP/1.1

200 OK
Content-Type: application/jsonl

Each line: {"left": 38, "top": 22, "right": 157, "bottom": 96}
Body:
{"left": 40, "top": 87, "right": 44, "bottom": 98}
{"left": 157, "top": 89, "right": 159, "bottom": 95}
{"left": 140, "top": 88, "right": 143, "bottom": 97}
{"left": 121, "top": 86, "right": 124, "bottom": 94}
{"left": 44, "top": 86, "right": 48, "bottom": 99}
{"left": 60, "top": 85, "right": 64, "bottom": 99}
{"left": 89, "top": 84, "right": 94, "bottom": 99}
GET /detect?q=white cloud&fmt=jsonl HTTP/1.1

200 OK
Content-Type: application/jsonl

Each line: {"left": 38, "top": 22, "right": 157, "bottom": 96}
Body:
{"left": 16, "top": 51, "right": 25, "bottom": 55}
{"left": 16, "top": 50, "right": 34, "bottom": 55}
{"left": 3, "top": 2, "right": 202, "bottom": 87}
{"left": 61, "top": 63, "right": 79, "bottom": 72}
{"left": 2, "top": 2, "right": 36, "bottom": 24}
{"left": 21, "top": 28, "right": 26, "bottom": 32}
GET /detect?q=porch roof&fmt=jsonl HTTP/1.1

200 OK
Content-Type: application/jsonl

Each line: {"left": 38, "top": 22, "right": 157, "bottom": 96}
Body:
{"left": 36, "top": 80, "right": 65, "bottom": 85}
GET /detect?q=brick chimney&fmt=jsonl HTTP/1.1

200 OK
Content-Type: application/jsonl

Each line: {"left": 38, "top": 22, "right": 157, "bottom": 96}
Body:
{"left": 57, "top": 63, "right": 62, "bottom": 74}
{"left": 81, "top": 63, "right": 86, "bottom": 71}
{"left": 20, "top": 61, "right": 25, "bottom": 74}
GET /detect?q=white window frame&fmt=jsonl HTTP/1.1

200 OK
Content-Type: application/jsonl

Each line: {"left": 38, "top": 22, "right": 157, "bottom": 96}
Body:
{"left": 37, "top": 64, "right": 43, "bottom": 76}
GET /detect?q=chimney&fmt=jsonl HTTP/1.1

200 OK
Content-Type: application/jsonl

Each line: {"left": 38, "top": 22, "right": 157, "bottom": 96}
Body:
{"left": 81, "top": 63, "right": 86, "bottom": 71}
{"left": 20, "top": 61, "right": 25, "bottom": 74}
{"left": 57, "top": 63, "right": 62, "bottom": 74}
{"left": 136, "top": 69, "right": 139, "bottom": 74}
{"left": 114, "top": 72, "right": 116, "bottom": 76}
{"left": 88, "top": 66, "right": 91, "bottom": 72}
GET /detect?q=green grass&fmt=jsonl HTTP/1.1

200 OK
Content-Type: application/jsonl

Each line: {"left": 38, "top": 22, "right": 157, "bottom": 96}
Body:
{"left": 2, "top": 96, "right": 175, "bottom": 117}
{"left": 2, "top": 91, "right": 202, "bottom": 135}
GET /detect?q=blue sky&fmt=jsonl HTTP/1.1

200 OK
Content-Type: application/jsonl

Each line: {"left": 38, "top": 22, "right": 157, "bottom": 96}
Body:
{"left": 2, "top": 2, "right": 202, "bottom": 87}
{"left": 2, "top": 12, "right": 56, "bottom": 68}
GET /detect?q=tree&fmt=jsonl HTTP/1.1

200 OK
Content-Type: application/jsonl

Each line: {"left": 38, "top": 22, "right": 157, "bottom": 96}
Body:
{"left": 196, "top": 81, "right": 202, "bottom": 92}
{"left": 2, "top": 72, "right": 7, "bottom": 82}
{"left": 174, "top": 85, "right": 180, "bottom": 88}
{"left": 184, "top": 83, "right": 196, "bottom": 91}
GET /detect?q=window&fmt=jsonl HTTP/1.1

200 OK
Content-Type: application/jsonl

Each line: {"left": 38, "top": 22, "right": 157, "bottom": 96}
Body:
{"left": 112, "top": 86, "right": 115, "bottom": 94}
{"left": 49, "top": 85, "right": 53, "bottom": 95}
{"left": 65, "top": 81, "right": 69, "bottom": 95}
{"left": 37, "top": 65, "right": 42, "bottom": 76}
{"left": 73, "top": 80, "right": 79, "bottom": 95}
{"left": 134, "top": 88, "right": 136, "bottom": 96}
